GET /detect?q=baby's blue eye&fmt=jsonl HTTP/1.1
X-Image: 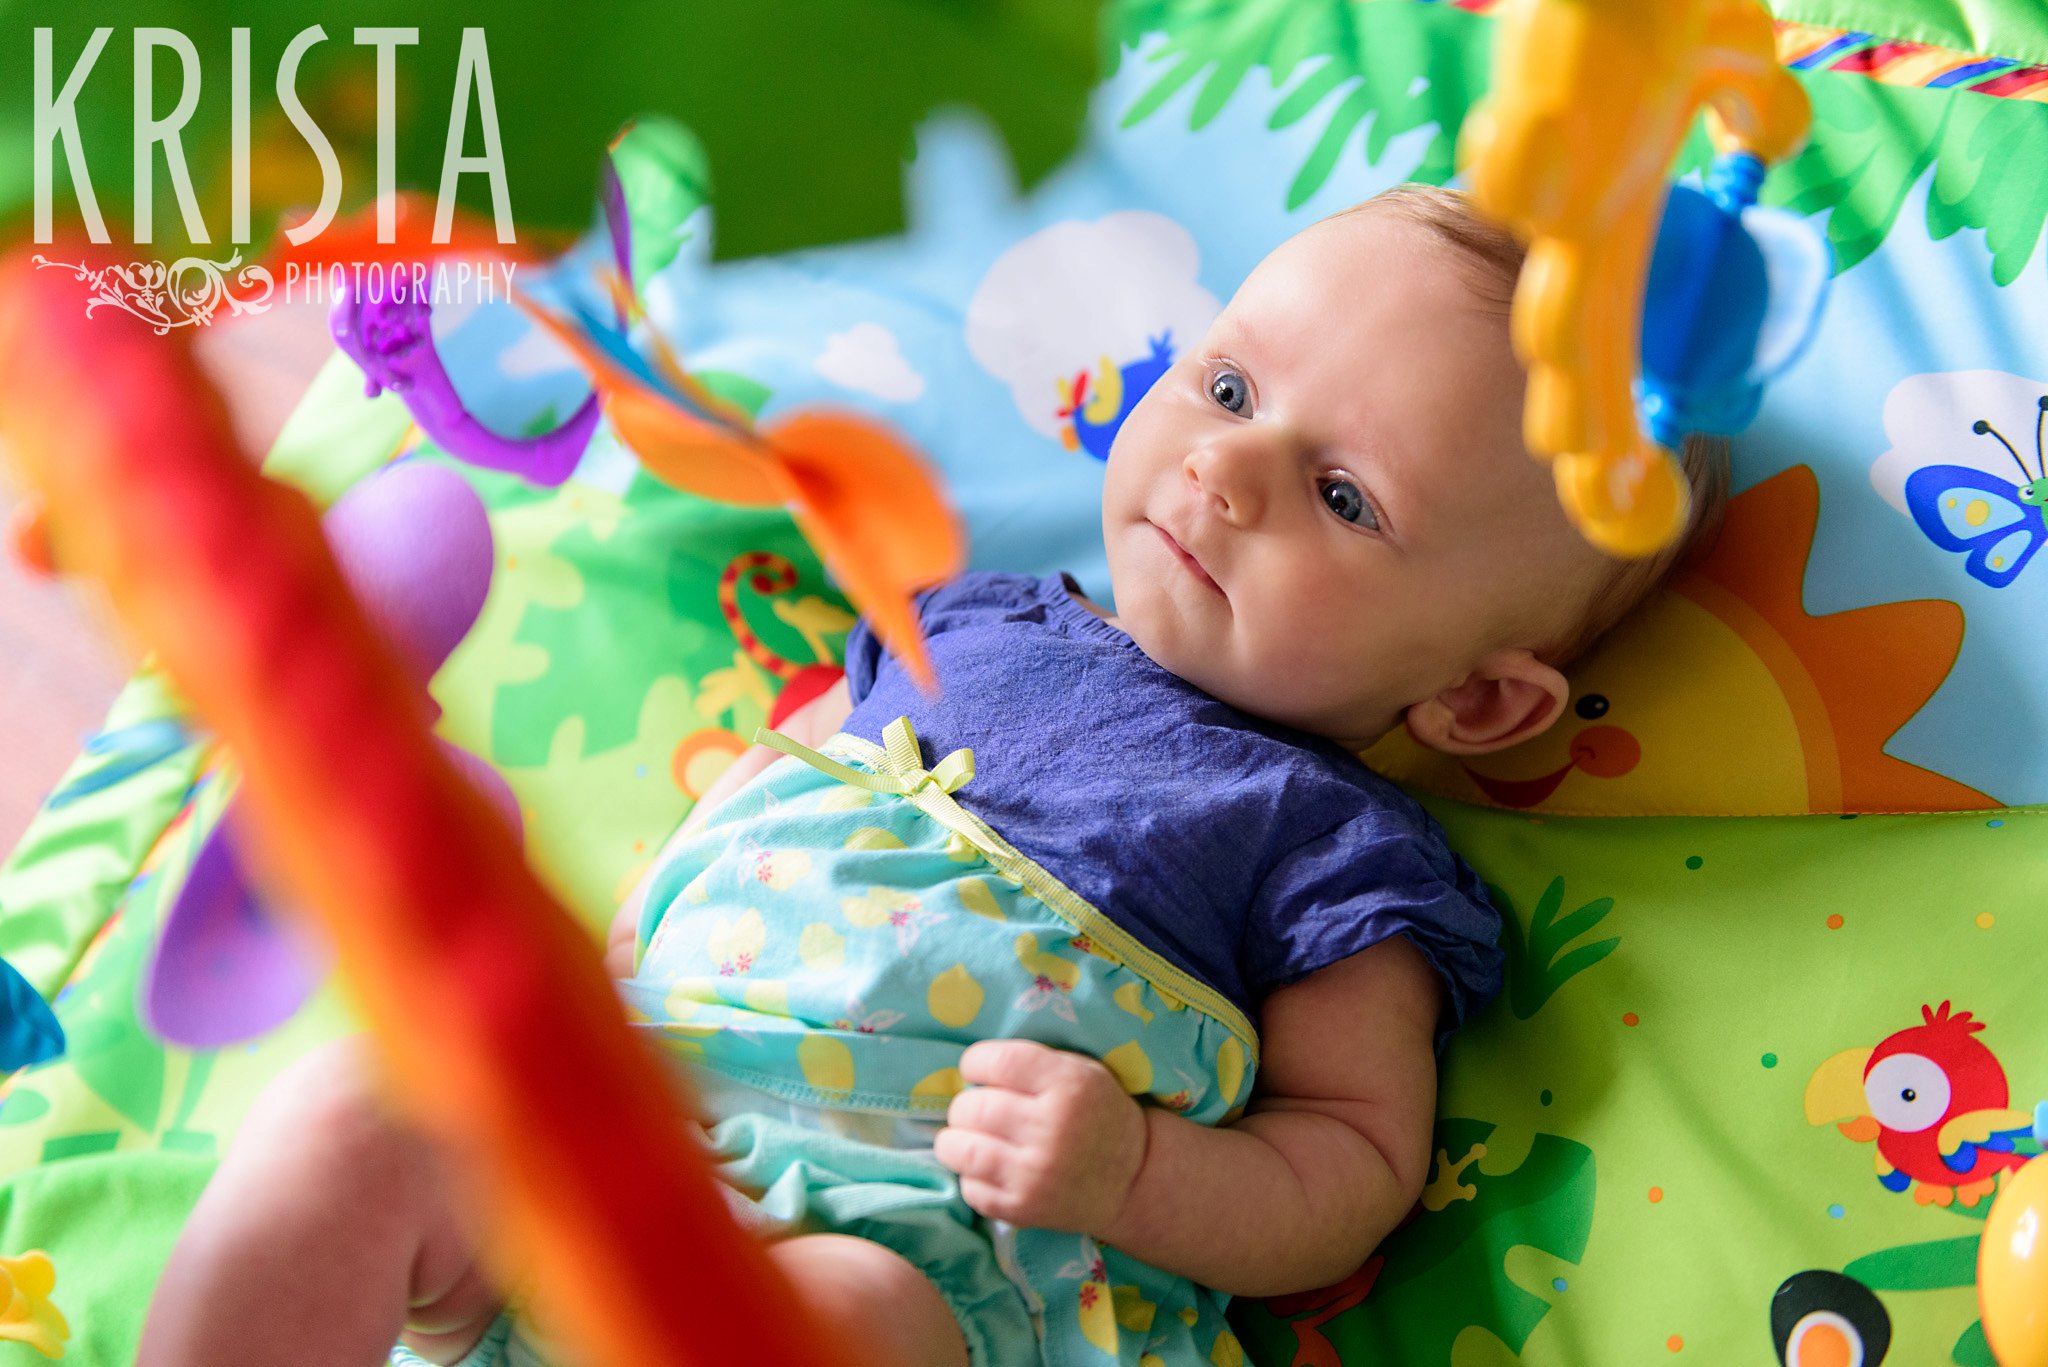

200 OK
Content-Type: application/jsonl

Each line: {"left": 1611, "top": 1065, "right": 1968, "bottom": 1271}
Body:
{"left": 1209, "top": 370, "right": 1249, "bottom": 414}
{"left": 1321, "top": 477, "right": 1377, "bottom": 528}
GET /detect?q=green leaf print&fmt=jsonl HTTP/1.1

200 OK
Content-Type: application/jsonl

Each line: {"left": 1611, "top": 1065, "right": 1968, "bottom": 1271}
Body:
{"left": 1843, "top": 1233, "right": 1980, "bottom": 1291}
{"left": 1233, "top": 1117, "right": 1595, "bottom": 1367}
{"left": 2, "top": 0, "right": 1102, "bottom": 264}
{"left": 1491, "top": 876, "right": 1620, "bottom": 1020}
{"left": 1954, "top": 1318, "right": 1998, "bottom": 1367}
{"left": 490, "top": 476, "right": 847, "bottom": 767}
{"left": 1111, "top": 0, "right": 1493, "bottom": 207}
{"left": 1926, "top": 94, "right": 2048, "bottom": 287}
{"left": 1111, "top": 0, "right": 2048, "bottom": 284}
{"left": 608, "top": 115, "right": 714, "bottom": 293}
{"left": 1770, "top": 74, "right": 2048, "bottom": 284}
{"left": 1770, "top": 76, "right": 1956, "bottom": 277}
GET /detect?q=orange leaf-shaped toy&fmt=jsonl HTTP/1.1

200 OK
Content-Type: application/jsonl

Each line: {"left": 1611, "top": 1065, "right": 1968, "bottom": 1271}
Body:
{"left": 515, "top": 273, "right": 963, "bottom": 690}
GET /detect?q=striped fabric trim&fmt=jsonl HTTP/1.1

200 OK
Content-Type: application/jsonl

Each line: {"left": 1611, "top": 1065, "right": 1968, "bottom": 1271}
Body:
{"left": 1411, "top": 1, "right": 2048, "bottom": 102}
{"left": 1776, "top": 20, "right": 2048, "bottom": 99}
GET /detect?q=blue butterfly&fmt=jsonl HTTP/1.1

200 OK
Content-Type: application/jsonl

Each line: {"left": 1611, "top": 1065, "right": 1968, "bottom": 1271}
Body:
{"left": 1904, "top": 394, "right": 2048, "bottom": 589}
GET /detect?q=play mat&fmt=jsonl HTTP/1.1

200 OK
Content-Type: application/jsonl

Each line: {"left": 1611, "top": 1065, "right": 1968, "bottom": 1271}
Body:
{"left": 2, "top": 0, "right": 2046, "bottom": 1361}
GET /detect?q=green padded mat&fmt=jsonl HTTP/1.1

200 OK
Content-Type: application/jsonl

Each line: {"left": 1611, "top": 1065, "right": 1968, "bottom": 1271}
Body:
{"left": 4, "top": 0, "right": 2047, "bottom": 1362}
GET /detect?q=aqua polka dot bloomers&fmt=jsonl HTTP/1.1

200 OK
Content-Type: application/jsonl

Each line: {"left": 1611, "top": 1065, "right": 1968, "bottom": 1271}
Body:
{"left": 620, "top": 717, "right": 1259, "bottom": 1367}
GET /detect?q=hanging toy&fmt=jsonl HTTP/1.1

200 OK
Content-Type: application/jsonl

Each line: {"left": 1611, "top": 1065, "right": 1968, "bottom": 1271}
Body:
{"left": 0, "top": 958, "right": 63, "bottom": 1075}
{"left": 1638, "top": 150, "right": 1832, "bottom": 451}
{"left": 512, "top": 265, "right": 960, "bottom": 691}
{"left": 140, "top": 459, "right": 517, "bottom": 1049}
{"left": 0, "top": 247, "right": 854, "bottom": 1367}
{"left": 0, "top": 1249, "right": 69, "bottom": 1359}
{"left": 1460, "top": 0, "right": 1819, "bottom": 557}
{"left": 325, "top": 172, "right": 628, "bottom": 488}
{"left": 327, "top": 157, "right": 962, "bottom": 690}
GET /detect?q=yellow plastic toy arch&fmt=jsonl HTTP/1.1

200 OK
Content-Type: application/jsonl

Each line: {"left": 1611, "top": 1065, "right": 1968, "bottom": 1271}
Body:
{"left": 1458, "top": 0, "right": 1812, "bottom": 557}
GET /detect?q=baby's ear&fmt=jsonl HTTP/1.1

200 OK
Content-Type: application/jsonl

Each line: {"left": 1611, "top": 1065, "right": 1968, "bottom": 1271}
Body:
{"left": 1404, "top": 649, "right": 1569, "bottom": 757}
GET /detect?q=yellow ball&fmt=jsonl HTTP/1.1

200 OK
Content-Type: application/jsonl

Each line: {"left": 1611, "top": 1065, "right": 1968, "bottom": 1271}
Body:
{"left": 1981, "top": 1157, "right": 2048, "bottom": 1366}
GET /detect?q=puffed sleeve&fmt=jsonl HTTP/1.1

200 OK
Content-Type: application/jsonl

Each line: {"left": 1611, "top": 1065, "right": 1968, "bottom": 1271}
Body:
{"left": 1243, "top": 804, "right": 1505, "bottom": 1050}
{"left": 841, "top": 614, "right": 885, "bottom": 705}
{"left": 839, "top": 586, "right": 950, "bottom": 705}
{"left": 841, "top": 573, "right": 1056, "bottom": 703}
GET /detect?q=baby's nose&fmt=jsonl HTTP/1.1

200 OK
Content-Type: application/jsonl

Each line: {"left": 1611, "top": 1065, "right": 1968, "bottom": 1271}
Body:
{"left": 1183, "top": 436, "right": 1268, "bottom": 525}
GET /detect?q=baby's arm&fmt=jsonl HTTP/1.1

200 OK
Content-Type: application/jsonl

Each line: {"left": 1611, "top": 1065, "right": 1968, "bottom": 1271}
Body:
{"left": 604, "top": 677, "right": 853, "bottom": 975}
{"left": 937, "top": 934, "right": 1439, "bottom": 1297}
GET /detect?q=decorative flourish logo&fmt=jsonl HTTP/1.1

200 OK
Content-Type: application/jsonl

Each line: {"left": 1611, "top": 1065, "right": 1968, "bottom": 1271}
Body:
{"left": 28, "top": 251, "right": 274, "bottom": 333}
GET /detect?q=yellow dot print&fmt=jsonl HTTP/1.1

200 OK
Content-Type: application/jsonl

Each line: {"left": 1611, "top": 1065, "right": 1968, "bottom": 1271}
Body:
{"left": 1102, "top": 1041, "right": 1154, "bottom": 1095}
{"left": 928, "top": 965, "right": 985, "bottom": 1028}
{"left": 1216, "top": 1038, "right": 1246, "bottom": 1107}
{"left": 799, "top": 922, "right": 845, "bottom": 971}
{"left": 957, "top": 878, "right": 1006, "bottom": 922}
{"left": 1077, "top": 1276, "right": 1120, "bottom": 1356}
{"left": 912, "top": 1067, "right": 965, "bottom": 1100}
{"left": 844, "top": 887, "right": 916, "bottom": 928}
{"left": 1013, "top": 933, "right": 1081, "bottom": 990}
{"left": 1113, "top": 1285, "right": 1158, "bottom": 1335}
{"left": 742, "top": 981, "right": 790, "bottom": 1016}
{"left": 798, "top": 1035, "right": 855, "bottom": 1093}
{"left": 706, "top": 909, "right": 767, "bottom": 973}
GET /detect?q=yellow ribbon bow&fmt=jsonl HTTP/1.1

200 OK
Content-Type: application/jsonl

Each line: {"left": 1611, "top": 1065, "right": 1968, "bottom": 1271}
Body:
{"left": 751, "top": 716, "right": 1015, "bottom": 875}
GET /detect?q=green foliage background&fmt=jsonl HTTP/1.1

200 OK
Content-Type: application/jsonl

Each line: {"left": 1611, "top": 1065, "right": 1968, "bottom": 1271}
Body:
{"left": 0, "top": 0, "right": 1098, "bottom": 262}
{"left": 5, "top": 0, "right": 2043, "bottom": 284}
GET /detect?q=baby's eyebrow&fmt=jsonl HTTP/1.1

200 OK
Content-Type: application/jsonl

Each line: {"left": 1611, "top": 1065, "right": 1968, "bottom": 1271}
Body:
{"left": 1213, "top": 312, "right": 1267, "bottom": 361}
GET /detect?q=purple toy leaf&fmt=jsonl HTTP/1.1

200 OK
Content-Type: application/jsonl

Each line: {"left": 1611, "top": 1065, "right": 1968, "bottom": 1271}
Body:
{"left": 330, "top": 282, "right": 600, "bottom": 488}
{"left": 140, "top": 812, "right": 325, "bottom": 1050}
{"left": 323, "top": 460, "right": 497, "bottom": 684}
{"left": 140, "top": 736, "right": 523, "bottom": 1050}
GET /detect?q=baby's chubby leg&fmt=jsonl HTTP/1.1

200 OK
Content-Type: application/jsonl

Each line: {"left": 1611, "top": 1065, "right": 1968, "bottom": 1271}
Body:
{"left": 769, "top": 1235, "right": 969, "bottom": 1367}
{"left": 140, "top": 1034, "right": 971, "bottom": 1367}
{"left": 138, "top": 1036, "right": 503, "bottom": 1367}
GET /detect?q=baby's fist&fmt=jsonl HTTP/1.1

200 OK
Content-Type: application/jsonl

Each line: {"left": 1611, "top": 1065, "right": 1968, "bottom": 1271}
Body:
{"left": 934, "top": 1040, "right": 1146, "bottom": 1234}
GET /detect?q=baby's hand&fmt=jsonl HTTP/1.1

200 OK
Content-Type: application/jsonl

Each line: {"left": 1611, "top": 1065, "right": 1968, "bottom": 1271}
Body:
{"left": 934, "top": 1040, "right": 1146, "bottom": 1233}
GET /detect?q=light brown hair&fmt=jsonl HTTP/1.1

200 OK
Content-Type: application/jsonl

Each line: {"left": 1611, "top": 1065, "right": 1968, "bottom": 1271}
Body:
{"left": 1326, "top": 182, "right": 1730, "bottom": 668}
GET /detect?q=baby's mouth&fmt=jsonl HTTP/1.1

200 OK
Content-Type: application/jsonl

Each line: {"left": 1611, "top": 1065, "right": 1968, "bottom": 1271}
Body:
{"left": 1150, "top": 520, "right": 1222, "bottom": 596}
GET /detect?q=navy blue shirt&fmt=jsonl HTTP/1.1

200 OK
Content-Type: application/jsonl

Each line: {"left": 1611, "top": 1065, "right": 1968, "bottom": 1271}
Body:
{"left": 841, "top": 571, "right": 1504, "bottom": 1038}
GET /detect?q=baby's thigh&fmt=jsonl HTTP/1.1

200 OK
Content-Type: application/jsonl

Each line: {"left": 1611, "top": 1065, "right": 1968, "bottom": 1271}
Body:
{"left": 232, "top": 1036, "right": 388, "bottom": 1165}
{"left": 769, "top": 1234, "right": 969, "bottom": 1367}
{"left": 224, "top": 1036, "right": 460, "bottom": 1230}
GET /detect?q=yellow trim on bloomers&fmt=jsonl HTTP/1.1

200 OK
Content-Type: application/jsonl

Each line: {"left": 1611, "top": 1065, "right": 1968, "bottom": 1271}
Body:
{"left": 752, "top": 717, "right": 1261, "bottom": 1066}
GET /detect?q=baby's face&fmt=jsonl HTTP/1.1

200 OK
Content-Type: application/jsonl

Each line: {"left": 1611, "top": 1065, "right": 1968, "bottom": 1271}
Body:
{"left": 1101, "top": 208, "right": 1608, "bottom": 750}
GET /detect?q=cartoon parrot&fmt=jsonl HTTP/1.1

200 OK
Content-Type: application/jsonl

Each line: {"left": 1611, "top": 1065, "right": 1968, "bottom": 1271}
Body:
{"left": 1057, "top": 333, "right": 1177, "bottom": 460}
{"left": 1804, "top": 1001, "right": 2037, "bottom": 1208}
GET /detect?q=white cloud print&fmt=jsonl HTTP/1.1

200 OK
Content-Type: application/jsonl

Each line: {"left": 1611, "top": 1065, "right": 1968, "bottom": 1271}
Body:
{"left": 814, "top": 322, "right": 926, "bottom": 403}
{"left": 1870, "top": 369, "right": 2048, "bottom": 515}
{"left": 967, "top": 211, "right": 1221, "bottom": 439}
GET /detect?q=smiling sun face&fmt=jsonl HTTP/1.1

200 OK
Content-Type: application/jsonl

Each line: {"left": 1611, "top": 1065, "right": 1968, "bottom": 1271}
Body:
{"left": 1365, "top": 466, "right": 1994, "bottom": 816}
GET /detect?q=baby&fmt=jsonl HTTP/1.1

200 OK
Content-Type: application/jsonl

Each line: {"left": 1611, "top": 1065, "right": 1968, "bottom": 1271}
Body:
{"left": 140, "top": 185, "right": 1726, "bottom": 1367}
